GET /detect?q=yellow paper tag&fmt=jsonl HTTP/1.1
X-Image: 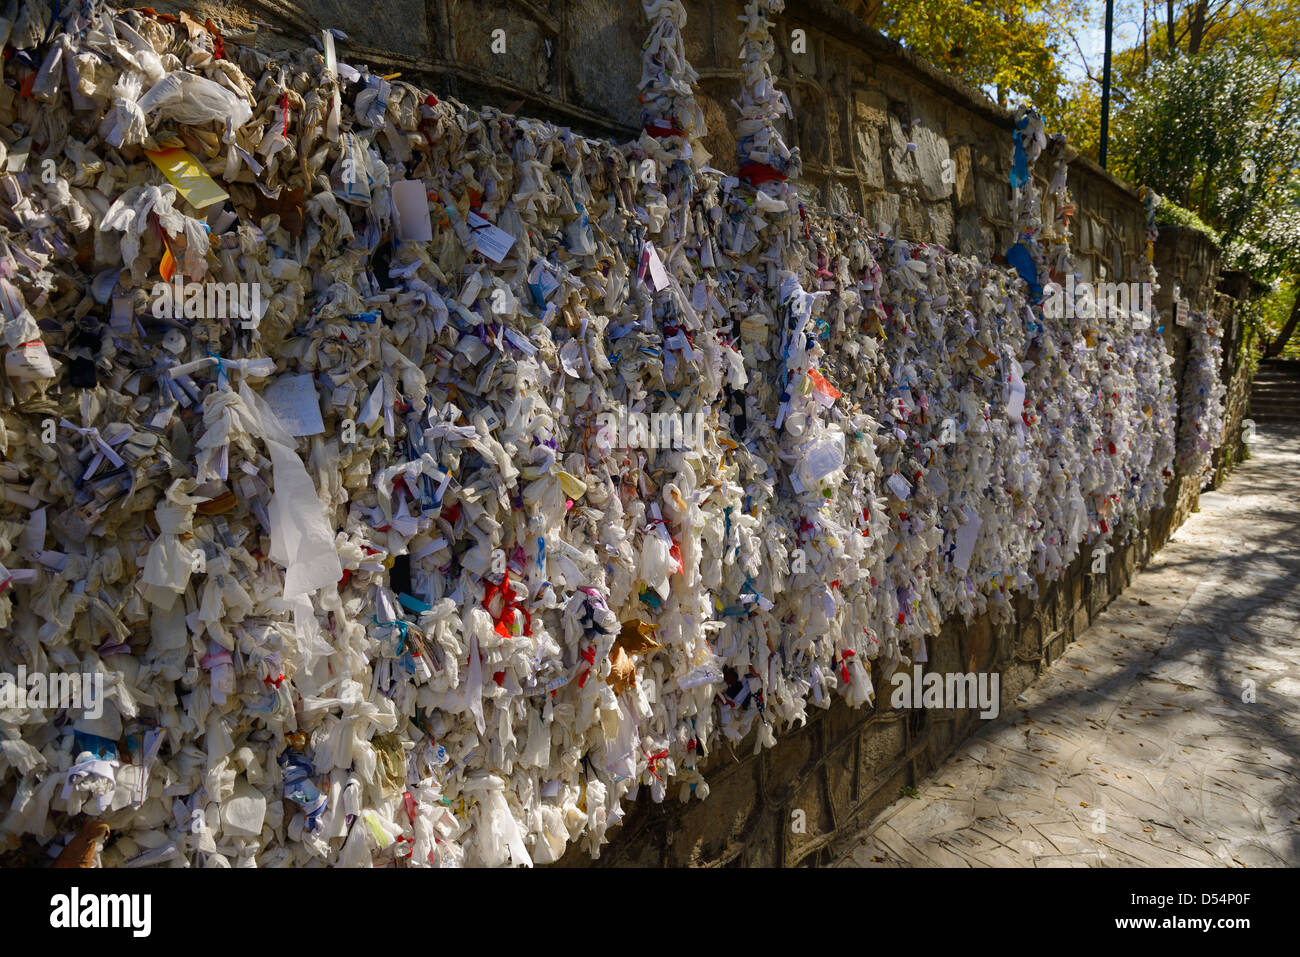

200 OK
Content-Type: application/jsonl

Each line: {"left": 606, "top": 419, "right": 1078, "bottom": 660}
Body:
{"left": 145, "top": 147, "right": 229, "bottom": 209}
{"left": 556, "top": 469, "right": 588, "bottom": 500}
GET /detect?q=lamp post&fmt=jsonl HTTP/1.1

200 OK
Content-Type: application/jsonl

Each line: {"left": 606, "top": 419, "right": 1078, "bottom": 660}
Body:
{"left": 1100, "top": 0, "right": 1114, "bottom": 167}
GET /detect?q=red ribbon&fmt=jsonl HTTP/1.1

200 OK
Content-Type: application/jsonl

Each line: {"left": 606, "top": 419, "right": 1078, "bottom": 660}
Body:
{"left": 645, "top": 749, "right": 669, "bottom": 781}
{"left": 205, "top": 19, "right": 226, "bottom": 60}
{"left": 418, "top": 95, "right": 441, "bottom": 148}
{"left": 644, "top": 120, "right": 684, "bottom": 138}
{"left": 482, "top": 572, "right": 531, "bottom": 638}
{"left": 738, "top": 162, "right": 787, "bottom": 185}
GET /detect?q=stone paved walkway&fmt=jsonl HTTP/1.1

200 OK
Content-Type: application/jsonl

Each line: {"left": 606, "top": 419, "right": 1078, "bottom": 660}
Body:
{"left": 837, "top": 425, "right": 1300, "bottom": 868}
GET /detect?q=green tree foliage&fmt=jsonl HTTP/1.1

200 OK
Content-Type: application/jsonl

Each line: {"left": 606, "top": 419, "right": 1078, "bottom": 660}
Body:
{"left": 1110, "top": 44, "right": 1300, "bottom": 246}
{"left": 869, "top": 0, "right": 1086, "bottom": 110}
{"left": 1108, "top": 40, "right": 1300, "bottom": 351}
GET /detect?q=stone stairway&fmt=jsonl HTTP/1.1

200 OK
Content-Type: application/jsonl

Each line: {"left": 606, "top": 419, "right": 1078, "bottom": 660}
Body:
{"left": 1250, "top": 358, "right": 1300, "bottom": 426}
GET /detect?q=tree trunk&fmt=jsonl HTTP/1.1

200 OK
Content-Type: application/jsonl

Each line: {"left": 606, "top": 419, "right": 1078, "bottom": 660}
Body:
{"left": 1143, "top": 0, "right": 1150, "bottom": 69}
{"left": 1166, "top": 0, "right": 1176, "bottom": 55}
{"left": 1266, "top": 290, "right": 1300, "bottom": 357}
{"left": 1188, "top": 0, "right": 1208, "bottom": 54}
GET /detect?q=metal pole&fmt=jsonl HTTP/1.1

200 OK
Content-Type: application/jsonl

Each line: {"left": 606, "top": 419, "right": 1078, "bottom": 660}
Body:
{"left": 1100, "top": 0, "right": 1114, "bottom": 167}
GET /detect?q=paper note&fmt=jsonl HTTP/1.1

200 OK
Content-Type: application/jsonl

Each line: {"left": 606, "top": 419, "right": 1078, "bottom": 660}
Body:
{"left": 5, "top": 137, "right": 30, "bottom": 173}
{"left": 886, "top": 472, "right": 912, "bottom": 500}
{"left": 503, "top": 327, "right": 537, "bottom": 356}
{"left": 110, "top": 297, "right": 134, "bottom": 334}
{"left": 804, "top": 435, "right": 845, "bottom": 482}
{"left": 641, "top": 242, "right": 670, "bottom": 291}
{"left": 145, "top": 148, "right": 229, "bottom": 209}
{"left": 527, "top": 261, "right": 561, "bottom": 304}
{"left": 467, "top": 212, "right": 515, "bottom": 262}
{"left": 322, "top": 30, "right": 337, "bottom": 76}
{"left": 391, "top": 180, "right": 433, "bottom": 242}
{"left": 1005, "top": 359, "right": 1025, "bottom": 419}
{"left": 262, "top": 374, "right": 325, "bottom": 436}
{"left": 952, "top": 509, "right": 983, "bottom": 572}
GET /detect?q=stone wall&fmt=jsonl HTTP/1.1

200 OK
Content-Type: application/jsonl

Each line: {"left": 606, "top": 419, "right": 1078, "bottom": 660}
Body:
{"left": 551, "top": 220, "right": 1225, "bottom": 868}
{"left": 552, "top": 489, "right": 1193, "bottom": 867}
{"left": 1212, "top": 270, "right": 1257, "bottom": 486}
{"left": 188, "top": 0, "right": 1154, "bottom": 284}
{"left": 147, "top": 0, "right": 1246, "bottom": 866}
{"left": 1152, "top": 226, "right": 1254, "bottom": 491}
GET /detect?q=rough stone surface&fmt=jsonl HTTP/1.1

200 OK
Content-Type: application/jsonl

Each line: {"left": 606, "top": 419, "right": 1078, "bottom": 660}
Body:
{"left": 835, "top": 425, "right": 1300, "bottom": 868}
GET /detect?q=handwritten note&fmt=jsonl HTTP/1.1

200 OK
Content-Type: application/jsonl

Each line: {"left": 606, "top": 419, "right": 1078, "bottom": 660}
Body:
{"left": 467, "top": 212, "right": 516, "bottom": 262}
{"left": 262, "top": 374, "right": 325, "bottom": 437}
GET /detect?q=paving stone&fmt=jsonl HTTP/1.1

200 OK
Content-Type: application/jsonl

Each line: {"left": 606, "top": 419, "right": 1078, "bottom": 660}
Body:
{"left": 835, "top": 424, "right": 1300, "bottom": 867}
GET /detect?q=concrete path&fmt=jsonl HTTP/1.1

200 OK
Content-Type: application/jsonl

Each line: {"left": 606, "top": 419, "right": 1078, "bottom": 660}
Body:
{"left": 837, "top": 425, "right": 1300, "bottom": 868}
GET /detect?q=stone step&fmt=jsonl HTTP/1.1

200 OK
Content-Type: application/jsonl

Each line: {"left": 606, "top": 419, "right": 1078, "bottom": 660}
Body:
{"left": 1250, "top": 390, "right": 1300, "bottom": 400}
{"left": 1251, "top": 390, "right": 1300, "bottom": 401}
{"left": 1255, "top": 363, "right": 1300, "bottom": 377}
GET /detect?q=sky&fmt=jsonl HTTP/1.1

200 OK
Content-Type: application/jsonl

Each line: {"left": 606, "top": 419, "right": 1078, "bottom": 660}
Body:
{"left": 1063, "top": 3, "right": 1126, "bottom": 85}
{"left": 1062, "top": 0, "right": 1174, "bottom": 86}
